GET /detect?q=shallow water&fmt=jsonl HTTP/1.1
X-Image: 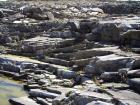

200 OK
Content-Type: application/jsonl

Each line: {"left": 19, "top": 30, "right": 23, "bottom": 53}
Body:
{"left": 0, "top": 76, "right": 28, "bottom": 105}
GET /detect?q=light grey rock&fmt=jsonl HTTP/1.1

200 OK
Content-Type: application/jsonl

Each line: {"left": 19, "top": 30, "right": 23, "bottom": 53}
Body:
{"left": 86, "top": 101, "right": 113, "bottom": 105}
{"left": 9, "top": 97, "right": 39, "bottom": 105}
{"left": 29, "top": 89, "right": 59, "bottom": 99}
{"left": 21, "top": 37, "right": 75, "bottom": 53}
{"left": 101, "top": 83, "right": 129, "bottom": 90}
{"left": 61, "top": 79, "right": 74, "bottom": 87}
{"left": 73, "top": 47, "right": 113, "bottom": 60}
{"left": 46, "top": 87, "right": 62, "bottom": 94}
{"left": 38, "top": 79, "right": 50, "bottom": 85}
{"left": 24, "top": 84, "right": 41, "bottom": 89}
{"left": 106, "top": 89, "right": 140, "bottom": 104}
{"left": 0, "top": 8, "right": 16, "bottom": 16}
{"left": 61, "top": 91, "right": 112, "bottom": 105}
{"left": 46, "top": 12, "right": 54, "bottom": 21}
{"left": 85, "top": 54, "right": 133, "bottom": 75}
{"left": 44, "top": 57, "right": 72, "bottom": 67}
{"left": 52, "top": 79, "right": 63, "bottom": 85}
{"left": 127, "top": 69, "right": 140, "bottom": 78}
{"left": 72, "top": 58, "right": 93, "bottom": 67}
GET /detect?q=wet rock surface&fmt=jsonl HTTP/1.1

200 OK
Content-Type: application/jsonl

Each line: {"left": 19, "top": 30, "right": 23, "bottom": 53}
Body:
{"left": 0, "top": 0, "right": 139, "bottom": 105}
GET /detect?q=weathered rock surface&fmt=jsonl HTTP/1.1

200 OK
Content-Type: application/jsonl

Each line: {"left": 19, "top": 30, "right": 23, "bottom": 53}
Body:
{"left": 85, "top": 54, "right": 134, "bottom": 74}
{"left": 127, "top": 78, "right": 140, "bottom": 93}
{"left": 9, "top": 97, "right": 39, "bottom": 105}
{"left": 0, "top": 1, "right": 139, "bottom": 105}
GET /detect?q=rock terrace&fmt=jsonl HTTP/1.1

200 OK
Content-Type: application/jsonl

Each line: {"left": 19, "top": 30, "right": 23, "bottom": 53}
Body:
{"left": 0, "top": 0, "right": 140, "bottom": 105}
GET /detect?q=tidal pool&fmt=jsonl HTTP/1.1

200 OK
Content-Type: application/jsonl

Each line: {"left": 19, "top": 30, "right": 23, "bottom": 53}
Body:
{"left": 0, "top": 76, "right": 28, "bottom": 105}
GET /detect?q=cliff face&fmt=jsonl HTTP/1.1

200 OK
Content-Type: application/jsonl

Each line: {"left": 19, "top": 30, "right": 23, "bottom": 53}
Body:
{"left": 0, "top": 0, "right": 140, "bottom": 105}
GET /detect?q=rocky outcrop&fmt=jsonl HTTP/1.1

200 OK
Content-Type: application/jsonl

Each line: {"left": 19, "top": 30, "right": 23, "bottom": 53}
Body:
{"left": 0, "top": 1, "right": 139, "bottom": 105}
{"left": 120, "top": 30, "right": 140, "bottom": 47}
{"left": 99, "top": 2, "right": 140, "bottom": 14}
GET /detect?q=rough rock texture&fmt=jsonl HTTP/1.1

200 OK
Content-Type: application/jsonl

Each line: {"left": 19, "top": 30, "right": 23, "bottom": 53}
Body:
{"left": 0, "top": 0, "right": 139, "bottom": 105}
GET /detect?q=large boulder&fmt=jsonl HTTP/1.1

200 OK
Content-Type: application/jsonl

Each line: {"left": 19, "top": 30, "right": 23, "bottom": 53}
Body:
{"left": 120, "top": 30, "right": 140, "bottom": 47}
{"left": 87, "top": 23, "right": 120, "bottom": 43}
{"left": 99, "top": 3, "right": 140, "bottom": 14}
{"left": 100, "top": 23, "right": 120, "bottom": 42}
{"left": 100, "top": 72, "right": 121, "bottom": 82}
{"left": 85, "top": 54, "right": 134, "bottom": 75}
{"left": 79, "top": 20, "right": 98, "bottom": 34}
{"left": 20, "top": 6, "right": 53, "bottom": 20}
{"left": 20, "top": 6, "right": 42, "bottom": 16}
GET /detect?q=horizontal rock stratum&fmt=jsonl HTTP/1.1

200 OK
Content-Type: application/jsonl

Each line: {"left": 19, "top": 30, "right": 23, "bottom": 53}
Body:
{"left": 0, "top": 0, "right": 139, "bottom": 105}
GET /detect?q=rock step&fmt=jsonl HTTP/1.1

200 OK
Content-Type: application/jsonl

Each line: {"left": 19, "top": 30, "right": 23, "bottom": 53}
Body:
{"left": 40, "top": 61, "right": 69, "bottom": 73}
{"left": 20, "top": 36, "right": 75, "bottom": 53}
{"left": 85, "top": 54, "right": 134, "bottom": 75}
{"left": 24, "top": 84, "right": 41, "bottom": 90}
{"left": 72, "top": 58, "right": 93, "bottom": 67}
{"left": 36, "top": 97, "right": 51, "bottom": 105}
{"left": 9, "top": 97, "right": 39, "bottom": 105}
{"left": 44, "top": 41, "right": 105, "bottom": 55}
{"left": 86, "top": 101, "right": 114, "bottom": 105}
{"left": 45, "top": 46, "right": 115, "bottom": 65}
{"left": 40, "top": 62, "right": 77, "bottom": 79}
{"left": 127, "top": 69, "right": 140, "bottom": 78}
{"left": 53, "top": 53, "right": 73, "bottom": 60}
{"left": 46, "top": 87, "right": 62, "bottom": 94}
{"left": 106, "top": 89, "right": 140, "bottom": 105}
{"left": 72, "top": 47, "right": 114, "bottom": 60}
{"left": 60, "top": 90, "right": 112, "bottom": 105}
{"left": 0, "top": 69, "right": 19, "bottom": 77}
{"left": 44, "top": 57, "right": 73, "bottom": 67}
{"left": 29, "top": 89, "right": 60, "bottom": 99}
{"left": 101, "top": 83, "right": 129, "bottom": 90}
